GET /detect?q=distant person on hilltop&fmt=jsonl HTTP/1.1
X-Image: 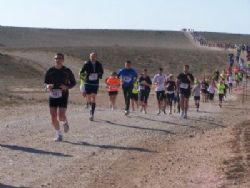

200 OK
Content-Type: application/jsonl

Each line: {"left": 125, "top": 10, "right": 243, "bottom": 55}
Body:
{"left": 80, "top": 52, "right": 104, "bottom": 121}
{"left": 177, "top": 65, "right": 194, "bottom": 119}
{"left": 44, "top": 53, "right": 76, "bottom": 141}
{"left": 118, "top": 61, "right": 138, "bottom": 116}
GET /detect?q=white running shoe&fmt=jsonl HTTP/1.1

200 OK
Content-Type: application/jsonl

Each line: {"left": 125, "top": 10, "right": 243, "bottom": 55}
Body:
{"left": 124, "top": 110, "right": 129, "bottom": 116}
{"left": 180, "top": 111, "right": 184, "bottom": 118}
{"left": 54, "top": 134, "right": 63, "bottom": 142}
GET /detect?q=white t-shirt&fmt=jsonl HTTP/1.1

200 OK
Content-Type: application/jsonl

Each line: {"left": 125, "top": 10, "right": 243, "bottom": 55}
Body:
{"left": 153, "top": 74, "right": 167, "bottom": 91}
{"left": 228, "top": 75, "right": 234, "bottom": 84}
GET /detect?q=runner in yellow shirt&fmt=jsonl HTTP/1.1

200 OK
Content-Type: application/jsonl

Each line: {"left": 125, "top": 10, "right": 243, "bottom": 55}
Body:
{"left": 217, "top": 80, "right": 225, "bottom": 108}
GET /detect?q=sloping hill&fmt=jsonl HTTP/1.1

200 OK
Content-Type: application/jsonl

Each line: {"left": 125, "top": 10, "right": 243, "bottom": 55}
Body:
{"left": 200, "top": 32, "right": 250, "bottom": 45}
{"left": 0, "top": 52, "right": 44, "bottom": 91}
{"left": 0, "top": 26, "right": 192, "bottom": 49}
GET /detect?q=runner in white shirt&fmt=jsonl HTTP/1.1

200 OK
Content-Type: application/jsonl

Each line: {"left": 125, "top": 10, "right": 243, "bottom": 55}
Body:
{"left": 153, "top": 68, "right": 167, "bottom": 115}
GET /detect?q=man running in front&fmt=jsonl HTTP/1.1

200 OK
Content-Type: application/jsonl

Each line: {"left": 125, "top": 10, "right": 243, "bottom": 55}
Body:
{"left": 177, "top": 65, "right": 194, "bottom": 119}
{"left": 80, "top": 52, "right": 104, "bottom": 121}
{"left": 44, "top": 53, "right": 76, "bottom": 141}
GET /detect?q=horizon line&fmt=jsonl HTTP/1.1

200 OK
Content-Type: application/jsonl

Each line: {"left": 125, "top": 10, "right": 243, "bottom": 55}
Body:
{"left": 1, "top": 25, "right": 249, "bottom": 36}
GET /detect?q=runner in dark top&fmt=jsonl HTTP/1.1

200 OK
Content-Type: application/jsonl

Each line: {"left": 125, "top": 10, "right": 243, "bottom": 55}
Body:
{"left": 138, "top": 69, "right": 152, "bottom": 114}
{"left": 201, "top": 78, "right": 209, "bottom": 103}
{"left": 165, "top": 74, "right": 176, "bottom": 114}
{"left": 177, "top": 65, "right": 194, "bottom": 119}
{"left": 80, "top": 52, "right": 104, "bottom": 121}
{"left": 44, "top": 53, "right": 76, "bottom": 141}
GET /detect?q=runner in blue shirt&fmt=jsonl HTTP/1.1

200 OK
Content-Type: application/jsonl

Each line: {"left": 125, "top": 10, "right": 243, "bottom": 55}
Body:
{"left": 118, "top": 61, "right": 138, "bottom": 115}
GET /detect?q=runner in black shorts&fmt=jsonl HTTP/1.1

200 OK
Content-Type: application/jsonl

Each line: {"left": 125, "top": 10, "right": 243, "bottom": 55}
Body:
{"left": 165, "top": 74, "right": 176, "bottom": 114}
{"left": 44, "top": 53, "right": 76, "bottom": 141}
{"left": 138, "top": 69, "right": 152, "bottom": 114}
{"left": 153, "top": 68, "right": 167, "bottom": 115}
{"left": 80, "top": 52, "right": 104, "bottom": 121}
{"left": 177, "top": 65, "right": 194, "bottom": 119}
{"left": 201, "top": 77, "right": 209, "bottom": 103}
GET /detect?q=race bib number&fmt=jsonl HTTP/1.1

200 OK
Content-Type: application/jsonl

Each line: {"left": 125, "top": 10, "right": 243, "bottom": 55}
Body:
{"left": 180, "top": 83, "right": 189, "bottom": 89}
{"left": 139, "top": 85, "right": 145, "bottom": 90}
{"left": 123, "top": 76, "right": 132, "bottom": 83}
{"left": 89, "top": 73, "right": 98, "bottom": 81}
{"left": 49, "top": 89, "right": 62, "bottom": 99}
{"left": 166, "top": 91, "right": 174, "bottom": 94}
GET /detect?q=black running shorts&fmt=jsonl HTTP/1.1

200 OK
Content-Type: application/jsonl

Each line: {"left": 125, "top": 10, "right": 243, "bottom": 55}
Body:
{"left": 85, "top": 84, "right": 99, "bottom": 94}
{"left": 49, "top": 93, "right": 68, "bottom": 108}
{"left": 156, "top": 91, "right": 165, "bottom": 101}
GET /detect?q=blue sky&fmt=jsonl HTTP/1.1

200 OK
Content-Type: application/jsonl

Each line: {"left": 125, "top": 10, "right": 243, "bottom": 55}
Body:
{"left": 0, "top": 0, "right": 249, "bottom": 34}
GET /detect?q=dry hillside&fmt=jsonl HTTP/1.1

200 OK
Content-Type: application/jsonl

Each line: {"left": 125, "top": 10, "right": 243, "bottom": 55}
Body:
{"left": 0, "top": 26, "right": 192, "bottom": 49}
{"left": 200, "top": 32, "right": 250, "bottom": 45}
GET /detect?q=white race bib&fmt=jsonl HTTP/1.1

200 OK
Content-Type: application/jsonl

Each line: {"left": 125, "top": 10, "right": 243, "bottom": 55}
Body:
{"left": 49, "top": 89, "right": 62, "bottom": 98}
{"left": 123, "top": 76, "right": 132, "bottom": 83}
{"left": 180, "top": 83, "right": 189, "bottom": 89}
{"left": 89, "top": 73, "right": 98, "bottom": 81}
{"left": 166, "top": 91, "right": 175, "bottom": 94}
{"left": 139, "top": 85, "right": 146, "bottom": 90}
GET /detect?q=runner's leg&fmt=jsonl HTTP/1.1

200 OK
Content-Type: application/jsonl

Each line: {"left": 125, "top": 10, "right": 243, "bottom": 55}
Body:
{"left": 50, "top": 107, "right": 62, "bottom": 140}
{"left": 59, "top": 107, "right": 69, "bottom": 133}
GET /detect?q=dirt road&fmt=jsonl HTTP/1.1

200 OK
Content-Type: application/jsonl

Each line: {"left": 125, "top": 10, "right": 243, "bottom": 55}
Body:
{"left": 0, "top": 92, "right": 250, "bottom": 188}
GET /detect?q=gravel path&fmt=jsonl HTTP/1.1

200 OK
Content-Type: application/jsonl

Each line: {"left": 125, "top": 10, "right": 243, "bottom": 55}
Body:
{"left": 0, "top": 92, "right": 250, "bottom": 188}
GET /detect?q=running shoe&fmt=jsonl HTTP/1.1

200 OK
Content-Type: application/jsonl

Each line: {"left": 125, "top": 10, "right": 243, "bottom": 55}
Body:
{"left": 180, "top": 111, "right": 184, "bottom": 118}
{"left": 85, "top": 103, "right": 89, "bottom": 109}
{"left": 54, "top": 134, "right": 63, "bottom": 142}
{"left": 89, "top": 115, "right": 94, "bottom": 121}
{"left": 183, "top": 114, "right": 187, "bottom": 119}
{"left": 157, "top": 111, "right": 161, "bottom": 115}
{"left": 124, "top": 110, "right": 129, "bottom": 116}
{"left": 63, "top": 121, "right": 69, "bottom": 133}
{"left": 140, "top": 107, "right": 143, "bottom": 112}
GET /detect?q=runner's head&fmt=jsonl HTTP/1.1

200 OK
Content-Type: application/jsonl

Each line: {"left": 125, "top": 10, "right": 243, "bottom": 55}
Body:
{"left": 168, "top": 74, "right": 174, "bottom": 80}
{"left": 111, "top": 72, "right": 117, "bottom": 78}
{"left": 183, "top": 65, "right": 189, "bottom": 73}
{"left": 90, "top": 52, "right": 97, "bottom": 62}
{"left": 54, "top": 53, "right": 64, "bottom": 66}
{"left": 143, "top": 68, "right": 148, "bottom": 76}
{"left": 125, "top": 61, "right": 132, "bottom": 69}
{"left": 158, "top": 67, "right": 163, "bottom": 74}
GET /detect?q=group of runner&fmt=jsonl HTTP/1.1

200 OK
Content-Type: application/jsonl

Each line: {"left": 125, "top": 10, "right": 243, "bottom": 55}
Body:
{"left": 44, "top": 51, "right": 246, "bottom": 141}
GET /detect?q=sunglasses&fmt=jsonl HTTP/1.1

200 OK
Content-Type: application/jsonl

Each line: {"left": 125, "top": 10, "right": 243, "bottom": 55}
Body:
{"left": 54, "top": 57, "right": 63, "bottom": 60}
